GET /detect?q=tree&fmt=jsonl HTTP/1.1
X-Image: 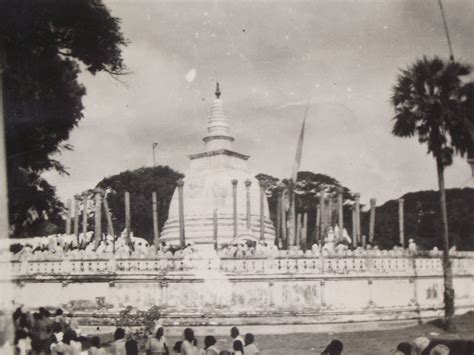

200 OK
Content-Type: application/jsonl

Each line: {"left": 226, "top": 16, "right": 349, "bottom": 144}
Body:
{"left": 391, "top": 56, "right": 474, "bottom": 331}
{"left": 96, "top": 166, "right": 183, "bottom": 243}
{"left": 0, "top": 0, "right": 127, "bottom": 237}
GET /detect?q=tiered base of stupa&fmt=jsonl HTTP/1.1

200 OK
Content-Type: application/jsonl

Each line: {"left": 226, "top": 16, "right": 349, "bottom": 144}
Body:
{"left": 160, "top": 213, "right": 276, "bottom": 248}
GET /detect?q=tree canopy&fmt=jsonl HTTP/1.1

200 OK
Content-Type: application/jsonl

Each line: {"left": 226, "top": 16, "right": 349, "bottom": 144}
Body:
{"left": 258, "top": 171, "right": 356, "bottom": 244}
{"left": 1, "top": 0, "right": 127, "bottom": 237}
{"left": 362, "top": 188, "right": 474, "bottom": 250}
{"left": 96, "top": 166, "right": 184, "bottom": 243}
{"left": 391, "top": 56, "right": 473, "bottom": 164}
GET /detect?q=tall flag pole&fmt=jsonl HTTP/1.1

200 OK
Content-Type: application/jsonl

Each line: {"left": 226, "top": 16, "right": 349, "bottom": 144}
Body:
{"left": 288, "top": 97, "right": 311, "bottom": 247}
{"left": 437, "top": 0, "right": 454, "bottom": 62}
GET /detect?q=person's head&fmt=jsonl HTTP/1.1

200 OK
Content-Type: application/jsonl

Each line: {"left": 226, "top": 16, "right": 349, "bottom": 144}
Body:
{"left": 183, "top": 328, "right": 194, "bottom": 342}
{"left": 67, "top": 330, "right": 78, "bottom": 342}
{"left": 91, "top": 336, "right": 101, "bottom": 348}
{"left": 233, "top": 340, "right": 244, "bottom": 352}
{"left": 52, "top": 322, "right": 63, "bottom": 334}
{"left": 13, "top": 307, "right": 23, "bottom": 320}
{"left": 55, "top": 309, "right": 63, "bottom": 316}
{"left": 430, "top": 344, "right": 450, "bottom": 355}
{"left": 173, "top": 340, "right": 183, "bottom": 353}
{"left": 204, "top": 335, "right": 217, "bottom": 349}
{"left": 114, "top": 327, "right": 126, "bottom": 341}
{"left": 230, "top": 326, "right": 239, "bottom": 339}
{"left": 38, "top": 307, "right": 48, "bottom": 318}
{"left": 411, "top": 337, "right": 430, "bottom": 355}
{"left": 395, "top": 342, "right": 412, "bottom": 355}
{"left": 18, "top": 314, "right": 30, "bottom": 329}
{"left": 322, "top": 339, "right": 343, "bottom": 355}
{"left": 156, "top": 327, "right": 164, "bottom": 340}
{"left": 125, "top": 338, "right": 139, "bottom": 355}
{"left": 62, "top": 331, "right": 72, "bottom": 345}
{"left": 244, "top": 333, "right": 254, "bottom": 346}
{"left": 33, "top": 312, "right": 40, "bottom": 321}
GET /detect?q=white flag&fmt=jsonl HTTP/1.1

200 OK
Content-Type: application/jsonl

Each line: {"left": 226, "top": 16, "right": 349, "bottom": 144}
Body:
{"left": 291, "top": 98, "right": 311, "bottom": 182}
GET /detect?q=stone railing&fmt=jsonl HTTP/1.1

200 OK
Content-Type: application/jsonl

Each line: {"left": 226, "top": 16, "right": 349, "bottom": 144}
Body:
{"left": 3, "top": 254, "right": 474, "bottom": 278}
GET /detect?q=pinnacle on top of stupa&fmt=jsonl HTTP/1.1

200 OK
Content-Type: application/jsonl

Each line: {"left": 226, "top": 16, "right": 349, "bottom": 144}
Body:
{"left": 204, "top": 82, "right": 234, "bottom": 151}
{"left": 215, "top": 82, "right": 221, "bottom": 98}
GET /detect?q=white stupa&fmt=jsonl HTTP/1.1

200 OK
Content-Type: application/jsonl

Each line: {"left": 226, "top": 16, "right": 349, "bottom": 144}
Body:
{"left": 160, "top": 84, "right": 275, "bottom": 249}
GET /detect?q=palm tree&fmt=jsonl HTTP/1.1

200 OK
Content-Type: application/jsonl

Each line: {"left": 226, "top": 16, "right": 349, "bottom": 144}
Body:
{"left": 391, "top": 56, "right": 474, "bottom": 332}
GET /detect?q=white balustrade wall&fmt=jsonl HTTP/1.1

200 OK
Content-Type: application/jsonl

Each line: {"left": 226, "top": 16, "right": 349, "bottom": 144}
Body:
{"left": 1, "top": 253, "right": 473, "bottom": 326}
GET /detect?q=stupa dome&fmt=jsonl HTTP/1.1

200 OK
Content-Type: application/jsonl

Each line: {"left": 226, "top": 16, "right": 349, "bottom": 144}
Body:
{"left": 160, "top": 84, "right": 275, "bottom": 248}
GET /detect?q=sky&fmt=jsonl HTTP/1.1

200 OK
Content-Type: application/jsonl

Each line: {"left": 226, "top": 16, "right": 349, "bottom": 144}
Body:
{"left": 43, "top": 0, "right": 474, "bottom": 207}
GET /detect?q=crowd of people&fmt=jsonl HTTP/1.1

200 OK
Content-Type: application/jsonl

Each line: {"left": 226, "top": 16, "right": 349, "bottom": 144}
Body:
{"left": 6, "top": 222, "right": 472, "bottom": 263}
{"left": 392, "top": 337, "right": 463, "bottom": 355}
{"left": 11, "top": 305, "right": 82, "bottom": 354}
{"left": 9, "top": 227, "right": 468, "bottom": 263}
{"left": 9, "top": 305, "right": 470, "bottom": 354}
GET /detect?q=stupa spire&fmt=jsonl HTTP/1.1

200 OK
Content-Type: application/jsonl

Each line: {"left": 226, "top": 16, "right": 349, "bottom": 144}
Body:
{"left": 203, "top": 83, "right": 234, "bottom": 151}
{"left": 215, "top": 82, "right": 221, "bottom": 98}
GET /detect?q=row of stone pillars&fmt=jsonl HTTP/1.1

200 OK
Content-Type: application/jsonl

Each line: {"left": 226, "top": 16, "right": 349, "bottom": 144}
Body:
{"left": 65, "top": 182, "right": 407, "bottom": 250}
{"left": 66, "top": 189, "right": 117, "bottom": 250}
{"left": 273, "top": 185, "right": 407, "bottom": 249}
{"left": 65, "top": 189, "right": 161, "bottom": 250}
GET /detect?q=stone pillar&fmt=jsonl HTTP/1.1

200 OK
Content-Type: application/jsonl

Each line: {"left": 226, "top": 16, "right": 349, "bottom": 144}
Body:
{"left": 259, "top": 180, "right": 266, "bottom": 241}
{"left": 369, "top": 198, "right": 376, "bottom": 244}
{"left": 288, "top": 181, "right": 296, "bottom": 246}
{"left": 102, "top": 193, "right": 114, "bottom": 237}
{"left": 177, "top": 179, "right": 185, "bottom": 248}
{"left": 337, "top": 187, "right": 344, "bottom": 242}
{"left": 73, "top": 195, "right": 81, "bottom": 243}
{"left": 280, "top": 195, "right": 287, "bottom": 248}
{"left": 276, "top": 183, "right": 284, "bottom": 246}
{"left": 125, "top": 191, "right": 131, "bottom": 247}
{"left": 319, "top": 186, "right": 326, "bottom": 240}
{"left": 296, "top": 213, "right": 302, "bottom": 248}
{"left": 354, "top": 193, "right": 361, "bottom": 246}
{"left": 213, "top": 209, "right": 218, "bottom": 250}
{"left": 327, "top": 194, "right": 333, "bottom": 228}
{"left": 245, "top": 179, "right": 252, "bottom": 230}
{"left": 82, "top": 192, "right": 88, "bottom": 238}
{"left": 94, "top": 189, "right": 102, "bottom": 249}
{"left": 102, "top": 191, "right": 115, "bottom": 251}
{"left": 65, "top": 198, "right": 72, "bottom": 235}
{"left": 315, "top": 205, "right": 321, "bottom": 243}
{"left": 398, "top": 198, "right": 405, "bottom": 248}
{"left": 351, "top": 206, "right": 357, "bottom": 248}
{"left": 152, "top": 192, "right": 159, "bottom": 249}
{"left": 231, "top": 179, "right": 238, "bottom": 238}
{"left": 302, "top": 212, "right": 308, "bottom": 250}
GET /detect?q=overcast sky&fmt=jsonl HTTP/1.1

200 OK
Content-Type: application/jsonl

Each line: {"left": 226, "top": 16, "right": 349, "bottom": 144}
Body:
{"left": 43, "top": 0, "right": 474, "bottom": 207}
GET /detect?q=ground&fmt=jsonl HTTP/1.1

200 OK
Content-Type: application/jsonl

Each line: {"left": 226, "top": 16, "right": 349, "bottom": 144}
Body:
{"left": 90, "top": 312, "right": 474, "bottom": 354}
